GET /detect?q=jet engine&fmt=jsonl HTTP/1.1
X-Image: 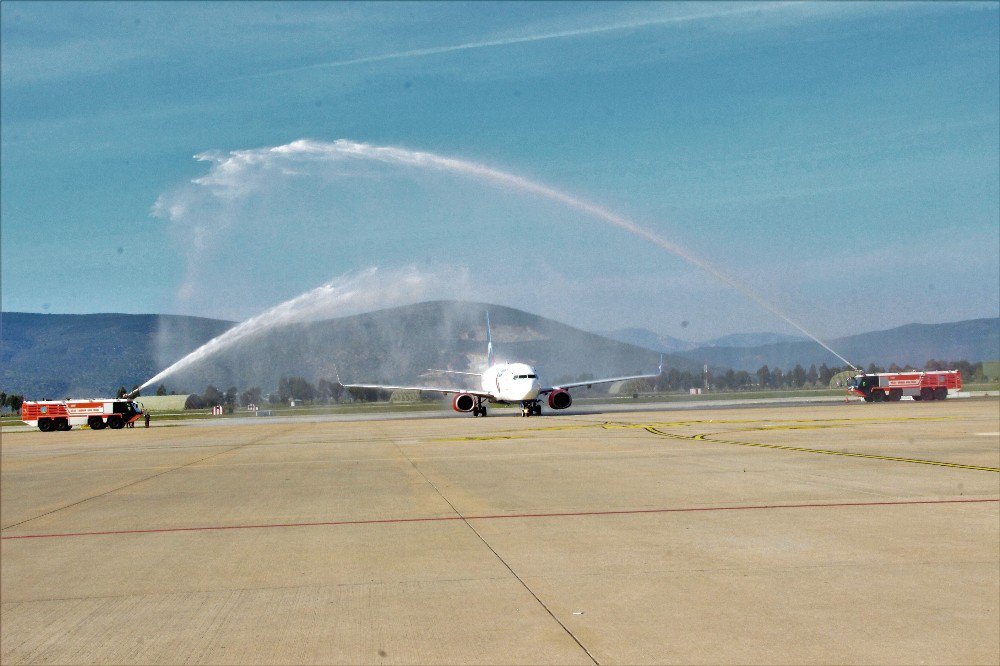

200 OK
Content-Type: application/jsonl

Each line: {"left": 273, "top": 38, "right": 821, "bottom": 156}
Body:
{"left": 547, "top": 389, "right": 572, "bottom": 410}
{"left": 452, "top": 393, "right": 476, "bottom": 412}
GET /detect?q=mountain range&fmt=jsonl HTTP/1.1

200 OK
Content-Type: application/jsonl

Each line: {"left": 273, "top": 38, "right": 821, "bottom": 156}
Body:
{"left": 1, "top": 303, "right": 996, "bottom": 398}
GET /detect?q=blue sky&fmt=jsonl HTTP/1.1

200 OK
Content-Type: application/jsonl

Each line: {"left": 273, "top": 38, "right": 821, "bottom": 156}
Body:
{"left": 2, "top": 1, "right": 998, "bottom": 341}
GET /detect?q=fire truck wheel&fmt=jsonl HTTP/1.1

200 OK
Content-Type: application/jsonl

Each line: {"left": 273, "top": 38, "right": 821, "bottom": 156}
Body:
{"left": 873, "top": 391, "right": 886, "bottom": 402}
{"left": 912, "top": 395, "right": 922, "bottom": 401}
{"left": 88, "top": 416, "right": 106, "bottom": 430}
{"left": 54, "top": 418, "right": 69, "bottom": 431}
{"left": 889, "top": 389, "right": 902, "bottom": 401}
{"left": 920, "top": 387, "right": 934, "bottom": 401}
{"left": 107, "top": 416, "right": 125, "bottom": 429}
{"left": 38, "top": 419, "right": 53, "bottom": 432}
{"left": 863, "top": 395, "right": 873, "bottom": 402}
{"left": 934, "top": 387, "right": 947, "bottom": 400}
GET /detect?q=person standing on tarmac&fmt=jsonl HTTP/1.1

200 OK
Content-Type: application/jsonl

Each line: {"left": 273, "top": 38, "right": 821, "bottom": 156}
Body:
{"left": 144, "top": 411, "right": 151, "bottom": 428}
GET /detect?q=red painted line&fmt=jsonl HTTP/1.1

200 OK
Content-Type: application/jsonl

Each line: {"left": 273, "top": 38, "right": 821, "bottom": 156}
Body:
{"left": 2, "top": 498, "right": 996, "bottom": 541}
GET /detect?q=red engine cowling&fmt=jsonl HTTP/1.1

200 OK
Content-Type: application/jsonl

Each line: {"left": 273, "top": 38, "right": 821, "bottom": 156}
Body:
{"left": 452, "top": 393, "right": 476, "bottom": 412}
{"left": 547, "top": 389, "right": 572, "bottom": 410}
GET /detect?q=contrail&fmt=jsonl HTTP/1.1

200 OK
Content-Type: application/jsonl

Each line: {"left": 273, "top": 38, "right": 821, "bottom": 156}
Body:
{"left": 254, "top": 3, "right": 791, "bottom": 77}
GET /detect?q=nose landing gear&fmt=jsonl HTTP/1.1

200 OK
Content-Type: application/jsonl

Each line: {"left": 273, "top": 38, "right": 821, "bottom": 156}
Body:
{"left": 520, "top": 401, "right": 541, "bottom": 417}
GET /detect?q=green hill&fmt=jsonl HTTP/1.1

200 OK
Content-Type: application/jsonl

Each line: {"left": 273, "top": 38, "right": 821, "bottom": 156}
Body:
{"left": 1, "top": 303, "right": 683, "bottom": 398}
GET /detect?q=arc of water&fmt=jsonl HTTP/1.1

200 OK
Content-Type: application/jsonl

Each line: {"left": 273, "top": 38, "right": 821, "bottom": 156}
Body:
{"left": 322, "top": 140, "right": 858, "bottom": 370}
{"left": 140, "top": 139, "right": 857, "bottom": 392}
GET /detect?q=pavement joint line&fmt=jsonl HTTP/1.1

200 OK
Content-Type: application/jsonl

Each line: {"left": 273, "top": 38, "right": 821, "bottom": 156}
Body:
{"left": 0, "top": 424, "right": 305, "bottom": 532}
{"left": 3, "top": 498, "right": 996, "bottom": 541}
{"left": 384, "top": 425, "right": 600, "bottom": 665}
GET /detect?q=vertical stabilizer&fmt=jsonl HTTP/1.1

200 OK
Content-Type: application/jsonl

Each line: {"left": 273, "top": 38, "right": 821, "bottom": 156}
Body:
{"left": 486, "top": 311, "right": 495, "bottom": 367}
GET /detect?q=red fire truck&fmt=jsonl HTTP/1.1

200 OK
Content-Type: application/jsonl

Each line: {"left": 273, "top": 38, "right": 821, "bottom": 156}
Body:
{"left": 20, "top": 399, "right": 144, "bottom": 431}
{"left": 847, "top": 370, "right": 962, "bottom": 402}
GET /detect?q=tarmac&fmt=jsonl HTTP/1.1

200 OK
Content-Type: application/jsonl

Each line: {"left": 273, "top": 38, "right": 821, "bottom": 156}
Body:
{"left": 2, "top": 398, "right": 998, "bottom": 664}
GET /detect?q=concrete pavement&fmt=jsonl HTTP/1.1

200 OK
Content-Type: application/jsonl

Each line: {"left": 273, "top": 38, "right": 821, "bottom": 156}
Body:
{"left": 2, "top": 399, "right": 998, "bottom": 664}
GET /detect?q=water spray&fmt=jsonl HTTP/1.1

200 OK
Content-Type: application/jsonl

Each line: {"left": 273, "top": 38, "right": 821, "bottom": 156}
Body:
{"left": 139, "top": 139, "right": 857, "bottom": 391}
{"left": 309, "top": 140, "right": 859, "bottom": 371}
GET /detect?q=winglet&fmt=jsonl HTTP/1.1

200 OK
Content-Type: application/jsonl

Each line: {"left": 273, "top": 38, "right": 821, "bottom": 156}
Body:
{"left": 486, "top": 311, "right": 495, "bottom": 367}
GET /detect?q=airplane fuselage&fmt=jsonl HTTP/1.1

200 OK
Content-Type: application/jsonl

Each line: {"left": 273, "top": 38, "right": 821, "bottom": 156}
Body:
{"left": 482, "top": 362, "right": 541, "bottom": 403}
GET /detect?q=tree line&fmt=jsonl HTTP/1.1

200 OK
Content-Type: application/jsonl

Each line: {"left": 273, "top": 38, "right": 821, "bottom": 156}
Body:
{"left": 1, "top": 360, "right": 992, "bottom": 413}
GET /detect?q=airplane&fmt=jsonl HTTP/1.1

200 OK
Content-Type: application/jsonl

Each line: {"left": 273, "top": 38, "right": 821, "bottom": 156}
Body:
{"left": 341, "top": 313, "right": 663, "bottom": 417}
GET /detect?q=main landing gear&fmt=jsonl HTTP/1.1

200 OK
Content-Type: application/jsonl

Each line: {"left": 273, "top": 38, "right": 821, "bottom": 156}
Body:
{"left": 472, "top": 397, "right": 488, "bottom": 417}
{"left": 520, "top": 401, "right": 541, "bottom": 417}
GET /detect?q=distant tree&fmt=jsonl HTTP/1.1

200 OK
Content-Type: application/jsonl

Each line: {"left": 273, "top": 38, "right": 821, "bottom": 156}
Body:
{"left": 184, "top": 394, "right": 205, "bottom": 409}
{"left": 756, "top": 365, "right": 771, "bottom": 388}
{"left": 240, "top": 387, "right": 262, "bottom": 407}
{"left": 116, "top": 386, "right": 127, "bottom": 398}
{"left": 346, "top": 386, "right": 389, "bottom": 402}
{"left": 202, "top": 385, "right": 224, "bottom": 406}
{"left": 8, "top": 394, "right": 24, "bottom": 411}
{"left": 224, "top": 386, "right": 238, "bottom": 406}
{"left": 734, "top": 370, "right": 752, "bottom": 389}
{"left": 806, "top": 364, "right": 818, "bottom": 387}
{"left": 276, "top": 376, "right": 316, "bottom": 402}
{"left": 720, "top": 369, "right": 736, "bottom": 391}
{"left": 790, "top": 364, "right": 806, "bottom": 388}
{"left": 772, "top": 368, "right": 785, "bottom": 388}
{"left": 818, "top": 363, "right": 833, "bottom": 385}
{"left": 156, "top": 385, "right": 167, "bottom": 396}
{"left": 317, "top": 379, "right": 343, "bottom": 404}
{"left": 0, "top": 392, "right": 6, "bottom": 410}
{"left": 888, "top": 363, "right": 903, "bottom": 373}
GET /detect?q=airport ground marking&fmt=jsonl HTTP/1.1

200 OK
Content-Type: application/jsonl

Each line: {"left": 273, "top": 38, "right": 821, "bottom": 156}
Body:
{"left": 641, "top": 426, "right": 1000, "bottom": 472}
{"left": 434, "top": 417, "right": 984, "bottom": 468}
{"left": 3, "top": 497, "right": 996, "bottom": 541}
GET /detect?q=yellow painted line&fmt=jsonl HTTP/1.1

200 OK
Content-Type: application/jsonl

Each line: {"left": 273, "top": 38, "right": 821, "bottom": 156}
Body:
{"left": 642, "top": 427, "right": 1000, "bottom": 473}
{"left": 433, "top": 435, "right": 528, "bottom": 442}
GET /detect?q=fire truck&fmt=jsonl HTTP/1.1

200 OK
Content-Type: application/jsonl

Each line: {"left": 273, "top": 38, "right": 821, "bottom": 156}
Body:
{"left": 20, "top": 399, "right": 144, "bottom": 431}
{"left": 847, "top": 370, "right": 962, "bottom": 402}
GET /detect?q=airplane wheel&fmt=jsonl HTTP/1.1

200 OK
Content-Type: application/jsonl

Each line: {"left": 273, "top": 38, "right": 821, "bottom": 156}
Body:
{"left": 533, "top": 405, "right": 541, "bottom": 416}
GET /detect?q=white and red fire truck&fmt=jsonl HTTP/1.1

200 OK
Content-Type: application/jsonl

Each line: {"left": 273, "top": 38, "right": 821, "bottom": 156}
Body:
{"left": 20, "top": 399, "right": 144, "bottom": 431}
{"left": 847, "top": 370, "right": 962, "bottom": 402}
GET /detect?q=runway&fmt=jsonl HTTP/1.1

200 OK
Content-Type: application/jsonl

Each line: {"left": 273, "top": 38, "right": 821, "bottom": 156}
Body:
{"left": 2, "top": 399, "right": 998, "bottom": 664}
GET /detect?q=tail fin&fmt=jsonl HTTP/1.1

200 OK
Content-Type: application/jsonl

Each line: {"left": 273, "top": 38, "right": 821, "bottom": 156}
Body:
{"left": 486, "top": 311, "right": 495, "bottom": 367}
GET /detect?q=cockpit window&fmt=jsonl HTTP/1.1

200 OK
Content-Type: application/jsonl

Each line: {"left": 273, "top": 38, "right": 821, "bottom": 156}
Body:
{"left": 513, "top": 374, "right": 538, "bottom": 379}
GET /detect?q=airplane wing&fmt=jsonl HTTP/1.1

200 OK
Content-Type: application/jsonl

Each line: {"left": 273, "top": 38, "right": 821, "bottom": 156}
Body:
{"left": 420, "top": 369, "right": 483, "bottom": 377}
{"left": 539, "top": 356, "right": 663, "bottom": 393}
{"left": 340, "top": 381, "right": 494, "bottom": 399}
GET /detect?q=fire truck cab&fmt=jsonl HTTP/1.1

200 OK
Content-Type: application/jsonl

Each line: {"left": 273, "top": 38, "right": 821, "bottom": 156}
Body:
{"left": 20, "top": 399, "right": 144, "bottom": 431}
{"left": 848, "top": 371, "right": 962, "bottom": 402}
